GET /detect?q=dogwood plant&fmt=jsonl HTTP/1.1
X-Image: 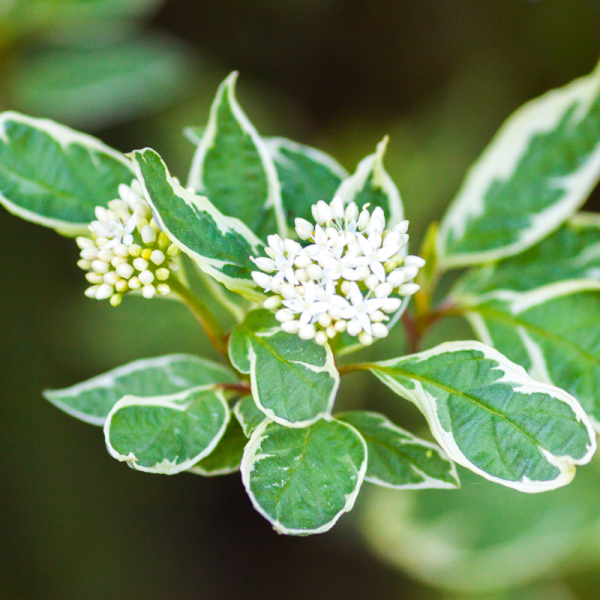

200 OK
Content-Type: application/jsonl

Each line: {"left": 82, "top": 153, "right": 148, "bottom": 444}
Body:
{"left": 2, "top": 64, "right": 600, "bottom": 535}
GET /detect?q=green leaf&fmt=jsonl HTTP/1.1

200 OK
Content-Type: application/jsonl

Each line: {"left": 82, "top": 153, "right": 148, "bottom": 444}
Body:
{"left": 438, "top": 60, "right": 600, "bottom": 267}
{"left": 335, "top": 137, "right": 404, "bottom": 228}
{"left": 454, "top": 213, "right": 600, "bottom": 296}
{"left": 129, "top": 147, "right": 266, "bottom": 302}
{"left": 186, "top": 72, "right": 286, "bottom": 239}
{"left": 43, "top": 354, "right": 236, "bottom": 426}
{"left": 336, "top": 411, "right": 459, "bottom": 489}
{"left": 188, "top": 417, "right": 247, "bottom": 476}
{"left": 265, "top": 137, "right": 348, "bottom": 229}
{"left": 241, "top": 417, "right": 367, "bottom": 535}
{"left": 363, "top": 460, "right": 600, "bottom": 594}
{"left": 6, "top": 35, "right": 190, "bottom": 130}
{"left": 229, "top": 309, "right": 340, "bottom": 427}
{"left": 104, "top": 386, "right": 230, "bottom": 474}
{"left": 0, "top": 111, "right": 133, "bottom": 235}
{"left": 370, "top": 341, "right": 596, "bottom": 492}
{"left": 234, "top": 394, "right": 266, "bottom": 437}
{"left": 459, "top": 280, "right": 600, "bottom": 430}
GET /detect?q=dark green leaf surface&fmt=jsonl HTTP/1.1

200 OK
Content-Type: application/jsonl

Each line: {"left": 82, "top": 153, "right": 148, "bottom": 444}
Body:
{"left": 189, "top": 417, "right": 247, "bottom": 476}
{"left": 265, "top": 137, "right": 347, "bottom": 228}
{"left": 335, "top": 137, "right": 403, "bottom": 227}
{"left": 370, "top": 341, "right": 596, "bottom": 491}
{"left": 439, "top": 62, "right": 600, "bottom": 267}
{"left": 454, "top": 214, "right": 600, "bottom": 296}
{"left": 105, "top": 386, "right": 230, "bottom": 474}
{"left": 461, "top": 281, "right": 600, "bottom": 428}
{"left": 0, "top": 111, "right": 133, "bottom": 235}
{"left": 186, "top": 73, "right": 285, "bottom": 239}
{"left": 337, "top": 411, "right": 458, "bottom": 489}
{"left": 44, "top": 354, "right": 237, "bottom": 426}
{"left": 130, "top": 147, "right": 265, "bottom": 302}
{"left": 229, "top": 310, "right": 340, "bottom": 427}
{"left": 234, "top": 395, "right": 266, "bottom": 437}
{"left": 242, "top": 418, "right": 367, "bottom": 534}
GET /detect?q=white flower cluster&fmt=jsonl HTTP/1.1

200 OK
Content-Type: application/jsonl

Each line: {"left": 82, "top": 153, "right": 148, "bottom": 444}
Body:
{"left": 251, "top": 197, "right": 425, "bottom": 346}
{"left": 76, "top": 180, "right": 181, "bottom": 306}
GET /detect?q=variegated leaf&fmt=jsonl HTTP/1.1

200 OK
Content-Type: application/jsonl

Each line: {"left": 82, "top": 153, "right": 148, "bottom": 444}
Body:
{"left": 129, "top": 147, "right": 266, "bottom": 302}
{"left": 43, "top": 353, "right": 237, "bottom": 426}
{"left": 337, "top": 411, "right": 459, "bottom": 489}
{"left": 459, "top": 280, "right": 600, "bottom": 430}
{"left": 335, "top": 137, "right": 404, "bottom": 228}
{"left": 454, "top": 213, "right": 600, "bottom": 296}
{"left": 370, "top": 341, "right": 596, "bottom": 492}
{"left": 0, "top": 111, "right": 133, "bottom": 236}
{"left": 188, "top": 417, "right": 247, "bottom": 476}
{"left": 104, "top": 386, "right": 230, "bottom": 474}
{"left": 242, "top": 417, "right": 367, "bottom": 535}
{"left": 186, "top": 72, "right": 286, "bottom": 239}
{"left": 265, "top": 136, "right": 348, "bottom": 229}
{"left": 234, "top": 394, "right": 267, "bottom": 437}
{"left": 229, "top": 309, "right": 340, "bottom": 427}
{"left": 438, "top": 61, "right": 600, "bottom": 267}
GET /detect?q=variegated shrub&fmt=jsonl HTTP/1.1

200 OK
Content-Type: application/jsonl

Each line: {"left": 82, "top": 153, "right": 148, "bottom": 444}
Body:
{"left": 3, "top": 64, "right": 600, "bottom": 536}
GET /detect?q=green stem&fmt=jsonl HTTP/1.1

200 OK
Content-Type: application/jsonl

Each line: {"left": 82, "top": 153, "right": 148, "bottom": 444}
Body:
{"left": 338, "top": 362, "right": 372, "bottom": 376}
{"left": 169, "top": 277, "right": 229, "bottom": 358}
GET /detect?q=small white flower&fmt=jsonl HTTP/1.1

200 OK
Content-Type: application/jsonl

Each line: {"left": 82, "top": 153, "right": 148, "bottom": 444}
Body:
{"left": 282, "top": 282, "right": 331, "bottom": 326}
{"left": 340, "top": 283, "right": 386, "bottom": 336}
{"left": 356, "top": 233, "right": 401, "bottom": 283}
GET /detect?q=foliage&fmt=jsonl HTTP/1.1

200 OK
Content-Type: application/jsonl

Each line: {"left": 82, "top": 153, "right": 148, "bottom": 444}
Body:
{"left": 3, "top": 59, "right": 600, "bottom": 536}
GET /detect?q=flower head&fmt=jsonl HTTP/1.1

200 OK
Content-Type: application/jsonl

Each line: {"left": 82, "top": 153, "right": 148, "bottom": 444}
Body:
{"left": 251, "top": 195, "right": 425, "bottom": 346}
{"left": 76, "top": 180, "right": 181, "bottom": 306}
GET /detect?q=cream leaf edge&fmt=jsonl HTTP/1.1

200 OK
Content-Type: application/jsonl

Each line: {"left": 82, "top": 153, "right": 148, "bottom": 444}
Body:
{"left": 186, "top": 72, "right": 287, "bottom": 238}
{"left": 0, "top": 111, "right": 133, "bottom": 236}
{"left": 43, "top": 353, "right": 235, "bottom": 426}
{"left": 370, "top": 340, "right": 597, "bottom": 493}
{"left": 438, "top": 61, "right": 600, "bottom": 268}
{"left": 104, "top": 385, "right": 230, "bottom": 475}
{"left": 240, "top": 416, "right": 368, "bottom": 535}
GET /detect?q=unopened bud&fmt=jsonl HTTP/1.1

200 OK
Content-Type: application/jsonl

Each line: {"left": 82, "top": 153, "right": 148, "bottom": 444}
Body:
{"left": 347, "top": 319, "right": 362, "bottom": 337}
{"left": 315, "top": 331, "right": 328, "bottom": 346}
{"left": 155, "top": 268, "right": 170, "bottom": 281}
{"left": 398, "top": 282, "right": 420, "bottom": 296}
{"left": 295, "top": 218, "right": 314, "bottom": 240}
{"left": 298, "top": 324, "right": 316, "bottom": 340}
{"left": 95, "top": 284, "right": 114, "bottom": 300}
{"left": 344, "top": 202, "right": 358, "bottom": 223}
{"left": 167, "top": 244, "right": 181, "bottom": 257}
{"left": 252, "top": 271, "right": 272, "bottom": 289}
{"left": 330, "top": 196, "right": 345, "bottom": 219}
{"left": 156, "top": 284, "right": 171, "bottom": 296}
{"left": 372, "top": 323, "right": 389, "bottom": 339}
{"left": 76, "top": 237, "right": 95, "bottom": 250}
{"left": 263, "top": 296, "right": 282, "bottom": 309}
{"left": 141, "top": 225, "right": 156, "bottom": 244}
{"left": 116, "top": 263, "right": 134, "bottom": 279}
{"left": 115, "top": 280, "right": 129, "bottom": 293}
{"left": 77, "top": 259, "right": 92, "bottom": 270}
{"left": 150, "top": 250, "right": 166, "bottom": 265}
{"left": 139, "top": 270, "right": 155, "bottom": 285}
{"left": 84, "top": 285, "right": 100, "bottom": 299}
{"left": 133, "top": 257, "right": 149, "bottom": 272}
{"left": 142, "top": 284, "right": 156, "bottom": 299}
{"left": 358, "top": 332, "right": 373, "bottom": 346}
{"left": 85, "top": 272, "right": 104, "bottom": 284}
{"left": 104, "top": 271, "right": 120, "bottom": 286}
{"left": 91, "top": 260, "right": 110, "bottom": 274}
{"left": 158, "top": 232, "right": 170, "bottom": 249}
{"left": 358, "top": 210, "right": 370, "bottom": 231}
{"left": 110, "top": 294, "right": 123, "bottom": 307}
{"left": 276, "top": 309, "right": 295, "bottom": 322}
{"left": 281, "top": 320, "right": 301, "bottom": 334}
{"left": 382, "top": 298, "right": 402, "bottom": 313}
{"left": 128, "top": 244, "right": 143, "bottom": 258}
{"left": 404, "top": 255, "right": 426, "bottom": 268}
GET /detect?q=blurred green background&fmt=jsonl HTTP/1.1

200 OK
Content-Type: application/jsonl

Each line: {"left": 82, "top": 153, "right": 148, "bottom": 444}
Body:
{"left": 2, "top": 1, "right": 600, "bottom": 598}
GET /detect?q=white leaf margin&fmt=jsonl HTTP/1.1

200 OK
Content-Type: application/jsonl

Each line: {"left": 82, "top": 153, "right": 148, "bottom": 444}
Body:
{"left": 241, "top": 416, "right": 368, "bottom": 535}
{"left": 229, "top": 327, "right": 341, "bottom": 428}
{"left": 43, "top": 353, "right": 235, "bottom": 426}
{"left": 265, "top": 136, "right": 349, "bottom": 180}
{"left": 129, "top": 147, "right": 266, "bottom": 303}
{"left": 335, "top": 136, "right": 404, "bottom": 228}
{"left": 186, "top": 72, "right": 287, "bottom": 238}
{"left": 104, "top": 385, "right": 230, "bottom": 475}
{"left": 438, "top": 61, "right": 600, "bottom": 268}
{"left": 337, "top": 411, "right": 459, "bottom": 490}
{"left": 233, "top": 396, "right": 267, "bottom": 437}
{"left": 0, "top": 111, "right": 133, "bottom": 237}
{"left": 370, "top": 340, "right": 597, "bottom": 493}
{"left": 460, "top": 278, "right": 600, "bottom": 433}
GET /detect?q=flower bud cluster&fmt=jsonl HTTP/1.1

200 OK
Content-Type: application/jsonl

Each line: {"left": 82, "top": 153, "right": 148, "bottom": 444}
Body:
{"left": 251, "top": 196, "right": 425, "bottom": 346}
{"left": 76, "top": 180, "right": 181, "bottom": 306}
